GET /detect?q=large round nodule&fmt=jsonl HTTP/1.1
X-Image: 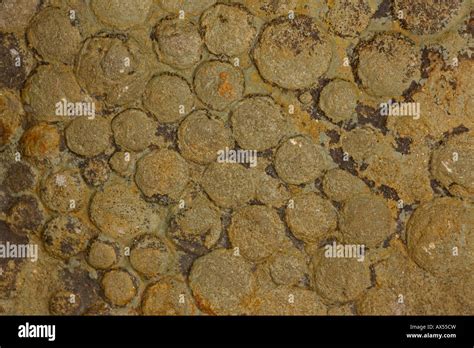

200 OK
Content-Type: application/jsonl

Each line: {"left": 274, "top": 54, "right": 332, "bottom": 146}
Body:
{"left": 189, "top": 249, "right": 254, "bottom": 315}
{"left": 253, "top": 16, "right": 331, "bottom": 90}
{"left": 407, "top": 197, "right": 474, "bottom": 277}
{"left": 200, "top": 3, "right": 257, "bottom": 57}
{"left": 357, "top": 33, "right": 421, "bottom": 98}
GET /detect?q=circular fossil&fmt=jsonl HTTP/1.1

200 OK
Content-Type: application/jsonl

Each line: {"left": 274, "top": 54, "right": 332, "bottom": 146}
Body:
{"left": 89, "top": 178, "right": 156, "bottom": 243}
{"left": 42, "top": 215, "right": 92, "bottom": 260}
{"left": 153, "top": 17, "right": 203, "bottom": 69}
{"left": 101, "top": 269, "right": 137, "bottom": 306}
{"left": 322, "top": 168, "right": 370, "bottom": 202}
{"left": 22, "top": 64, "right": 85, "bottom": 123}
{"left": 357, "top": 33, "right": 421, "bottom": 97}
{"left": 393, "top": 0, "right": 467, "bottom": 35}
{"left": 229, "top": 205, "right": 287, "bottom": 262}
{"left": 313, "top": 250, "right": 372, "bottom": 303}
{"left": 189, "top": 249, "right": 254, "bottom": 315}
{"left": 325, "top": 0, "right": 374, "bottom": 38}
{"left": 431, "top": 133, "right": 473, "bottom": 198}
{"left": 112, "top": 109, "right": 155, "bottom": 152}
{"left": 87, "top": 238, "right": 120, "bottom": 270}
{"left": 253, "top": 16, "right": 331, "bottom": 90}
{"left": 20, "top": 123, "right": 61, "bottom": 162}
{"left": 274, "top": 136, "right": 329, "bottom": 185}
{"left": 319, "top": 80, "right": 359, "bottom": 123}
{"left": 143, "top": 73, "right": 194, "bottom": 124}
{"left": 40, "top": 169, "right": 88, "bottom": 213}
{"left": 76, "top": 35, "right": 152, "bottom": 106}
{"left": 200, "top": 3, "right": 257, "bottom": 57}
{"left": 286, "top": 192, "right": 337, "bottom": 244}
{"left": 201, "top": 162, "right": 255, "bottom": 209}
{"left": 178, "top": 109, "right": 233, "bottom": 164}
{"left": 340, "top": 193, "right": 392, "bottom": 248}
{"left": 129, "top": 234, "right": 175, "bottom": 279}
{"left": 407, "top": 197, "right": 474, "bottom": 277}
{"left": 65, "top": 116, "right": 112, "bottom": 157}
{"left": 135, "top": 149, "right": 189, "bottom": 198}
{"left": 0, "top": 0, "right": 39, "bottom": 32}
{"left": 27, "top": 7, "right": 82, "bottom": 65}
{"left": 168, "top": 192, "right": 222, "bottom": 255}
{"left": 231, "top": 96, "right": 287, "bottom": 151}
{"left": 141, "top": 276, "right": 198, "bottom": 315}
{"left": 193, "top": 61, "right": 244, "bottom": 111}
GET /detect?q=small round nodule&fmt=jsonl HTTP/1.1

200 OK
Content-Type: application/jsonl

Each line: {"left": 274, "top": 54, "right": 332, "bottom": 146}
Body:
{"left": 27, "top": 7, "right": 82, "bottom": 65}
{"left": 340, "top": 194, "right": 392, "bottom": 248}
{"left": 81, "top": 158, "right": 110, "bottom": 187}
{"left": 143, "top": 74, "right": 194, "bottom": 124}
{"left": 65, "top": 117, "right": 112, "bottom": 157}
{"left": 407, "top": 198, "right": 474, "bottom": 277}
{"left": 193, "top": 61, "right": 244, "bottom": 111}
{"left": 274, "top": 136, "right": 328, "bottom": 185}
{"left": 286, "top": 192, "right": 337, "bottom": 244}
{"left": 87, "top": 239, "right": 119, "bottom": 270}
{"left": 189, "top": 249, "right": 254, "bottom": 315}
{"left": 42, "top": 215, "right": 91, "bottom": 260}
{"left": 201, "top": 3, "right": 257, "bottom": 57}
{"left": 112, "top": 109, "right": 155, "bottom": 152}
{"left": 229, "top": 205, "right": 287, "bottom": 262}
{"left": 201, "top": 162, "right": 255, "bottom": 209}
{"left": 90, "top": 0, "right": 153, "bottom": 30}
{"left": 154, "top": 18, "right": 203, "bottom": 70}
{"left": 49, "top": 291, "right": 82, "bottom": 315}
{"left": 319, "top": 80, "right": 359, "bottom": 123}
{"left": 178, "top": 110, "right": 234, "bottom": 164}
{"left": 393, "top": 0, "right": 466, "bottom": 35}
{"left": 101, "top": 269, "right": 137, "bottom": 306}
{"left": 141, "top": 276, "right": 198, "bottom": 315}
{"left": 129, "top": 234, "right": 174, "bottom": 279}
{"left": 357, "top": 33, "right": 421, "bottom": 98}
{"left": 231, "top": 96, "right": 287, "bottom": 151}
{"left": 40, "top": 169, "right": 88, "bottom": 213}
{"left": 253, "top": 16, "right": 331, "bottom": 90}
{"left": 135, "top": 149, "right": 189, "bottom": 198}
{"left": 313, "top": 251, "right": 371, "bottom": 303}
